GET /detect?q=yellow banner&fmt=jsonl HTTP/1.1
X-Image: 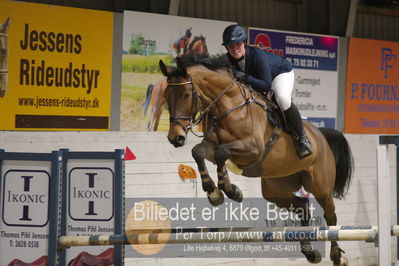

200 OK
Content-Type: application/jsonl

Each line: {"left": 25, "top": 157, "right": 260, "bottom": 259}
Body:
{"left": 0, "top": 0, "right": 113, "bottom": 130}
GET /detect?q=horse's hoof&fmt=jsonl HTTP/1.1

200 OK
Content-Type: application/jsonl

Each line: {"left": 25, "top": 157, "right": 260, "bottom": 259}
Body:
{"left": 224, "top": 184, "right": 243, "bottom": 202}
{"left": 303, "top": 249, "right": 322, "bottom": 264}
{"left": 207, "top": 189, "right": 224, "bottom": 206}
{"left": 333, "top": 256, "right": 348, "bottom": 266}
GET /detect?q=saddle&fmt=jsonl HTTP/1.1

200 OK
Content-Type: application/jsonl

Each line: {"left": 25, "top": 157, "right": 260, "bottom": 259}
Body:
{"left": 262, "top": 90, "right": 290, "bottom": 133}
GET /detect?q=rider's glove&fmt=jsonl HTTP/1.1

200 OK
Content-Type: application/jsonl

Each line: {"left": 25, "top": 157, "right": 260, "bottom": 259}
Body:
{"left": 234, "top": 71, "right": 248, "bottom": 83}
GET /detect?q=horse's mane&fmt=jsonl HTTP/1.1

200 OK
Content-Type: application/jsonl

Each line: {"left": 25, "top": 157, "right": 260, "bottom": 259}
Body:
{"left": 177, "top": 52, "right": 232, "bottom": 71}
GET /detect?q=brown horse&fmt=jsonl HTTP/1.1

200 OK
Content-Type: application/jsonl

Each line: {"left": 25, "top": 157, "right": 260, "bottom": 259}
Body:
{"left": 159, "top": 53, "right": 353, "bottom": 266}
{"left": 188, "top": 35, "right": 208, "bottom": 55}
{"left": 144, "top": 77, "right": 168, "bottom": 131}
{"left": 0, "top": 17, "right": 10, "bottom": 98}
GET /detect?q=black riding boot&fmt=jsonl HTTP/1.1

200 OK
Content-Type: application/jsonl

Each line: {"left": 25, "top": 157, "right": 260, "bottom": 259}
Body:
{"left": 284, "top": 104, "right": 313, "bottom": 159}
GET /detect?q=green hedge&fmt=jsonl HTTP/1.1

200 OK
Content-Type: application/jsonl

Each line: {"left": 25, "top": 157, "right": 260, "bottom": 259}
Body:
{"left": 122, "top": 54, "right": 174, "bottom": 73}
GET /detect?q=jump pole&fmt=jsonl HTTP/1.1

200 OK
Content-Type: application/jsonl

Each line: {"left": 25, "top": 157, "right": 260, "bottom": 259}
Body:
{"left": 58, "top": 225, "right": 399, "bottom": 248}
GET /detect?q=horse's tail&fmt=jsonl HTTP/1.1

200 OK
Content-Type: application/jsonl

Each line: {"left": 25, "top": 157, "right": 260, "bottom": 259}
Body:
{"left": 318, "top": 127, "right": 354, "bottom": 199}
{"left": 143, "top": 83, "right": 154, "bottom": 116}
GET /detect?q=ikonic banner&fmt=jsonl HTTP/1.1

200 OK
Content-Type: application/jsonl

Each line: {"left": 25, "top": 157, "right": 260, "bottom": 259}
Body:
{"left": 345, "top": 38, "right": 399, "bottom": 134}
{"left": 0, "top": 153, "right": 57, "bottom": 266}
{"left": 121, "top": 11, "right": 233, "bottom": 131}
{"left": 248, "top": 28, "right": 339, "bottom": 128}
{"left": 0, "top": 1, "right": 113, "bottom": 130}
{"left": 64, "top": 158, "right": 119, "bottom": 265}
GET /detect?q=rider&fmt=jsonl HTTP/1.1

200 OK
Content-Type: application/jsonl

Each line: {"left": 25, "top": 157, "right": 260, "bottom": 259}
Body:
{"left": 173, "top": 28, "right": 192, "bottom": 56}
{"left": 222, "top": 24, "right": 312, "bottom": 159}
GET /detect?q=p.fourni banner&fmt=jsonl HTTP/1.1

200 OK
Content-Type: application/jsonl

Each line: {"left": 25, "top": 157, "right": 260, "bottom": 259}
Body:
{"left": 345, "top": 38, "right": 399, "bottom": 134}
{"left": 248, "top": 28, "right": 339, "bottom": 128}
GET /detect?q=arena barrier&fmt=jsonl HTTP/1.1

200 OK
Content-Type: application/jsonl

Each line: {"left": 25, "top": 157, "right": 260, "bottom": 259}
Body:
{"left": 0, "top": 149, "right": 124, "bottom": 266}
{"left": 1, "top": 136, "right": 399, "bottom": 265}
{"left": 58, "top": 225, "right": 399, "bottom": 248}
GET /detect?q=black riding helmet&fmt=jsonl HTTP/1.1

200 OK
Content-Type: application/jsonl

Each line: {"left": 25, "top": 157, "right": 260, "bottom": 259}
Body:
{"left": 185, "top": 28, "right": 192, "bottom": 38}
{"left": 222, "top": 25, "right": 247, "bottom": 46}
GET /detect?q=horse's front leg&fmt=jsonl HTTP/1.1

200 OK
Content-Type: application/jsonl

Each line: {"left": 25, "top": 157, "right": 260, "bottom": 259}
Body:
{"left": 214, "top": 137, "right": 260, "bottom": 202}
{"left": 192, "top": 140, "right": 224, "bottom": 206}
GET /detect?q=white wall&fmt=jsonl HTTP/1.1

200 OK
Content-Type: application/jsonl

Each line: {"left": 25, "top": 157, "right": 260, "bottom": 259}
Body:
{"left": 0, "top": 131, "right": 396, "bottom": 265}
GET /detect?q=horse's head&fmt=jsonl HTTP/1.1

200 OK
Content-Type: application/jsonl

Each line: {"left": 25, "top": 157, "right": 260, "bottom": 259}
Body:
{"left": 159, "top": 58, "right": 200, "bottom": 147}
{"left": 0, "top": 17, "right": 10, "bottom": 98}
{"left": 188, "top": 36, "right": 209, "bottom": 56}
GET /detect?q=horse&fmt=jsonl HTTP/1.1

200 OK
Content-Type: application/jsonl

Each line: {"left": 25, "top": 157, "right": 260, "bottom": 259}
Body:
{"left": 143, "top": 77, "right": 168, "bottom": 131}
{"left": 188, "top": 35, "right": 208, "bottom": 56}
{"left": 0, "top": 17, "right": 10, "bottom": 98}
{"left": 159, "top": 53, "right": 353, "bottom": 266}
{"left": 144, "top": 36, "right": 209, "bottom": 131}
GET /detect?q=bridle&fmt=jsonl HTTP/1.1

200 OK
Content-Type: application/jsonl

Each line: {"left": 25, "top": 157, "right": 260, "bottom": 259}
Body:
{"left": 166, "top": 77, "right": 250, "bottom": 138}
{"left": 166, "top": 80, "right": 202, "bottom": 136}
{"left": 166, "top": 73, "right": 275, "bottom": 139}
{"left": 0, "top": 33, "right": 8, "bottom": 77}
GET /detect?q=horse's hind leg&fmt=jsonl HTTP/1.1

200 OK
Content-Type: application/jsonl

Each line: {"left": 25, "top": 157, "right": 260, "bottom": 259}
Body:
{"left": 261, "top": 177, "right": 321, "bottom": 264}
{"left": 306, "top": 171, "right": 347, "bottom": 265}
{"left": 192, "top": 140, "right": 224, "bottom": 206}
{"left": 148, "top": 79, "right": 166, "bottom": 131}
{"left": 147, "top": 110, "right": 155, "bottom": 131}
{"left": 320, "top": 195, "right": 348, "bottom": 266}
{"left": 0, "top": 86, "right": 5, "bottom": 97}
{"left": 153, "top": 105, "right": 163, "bottom": 131}
{"left": 294, "top": 195, "right": 322, "bottom": 264}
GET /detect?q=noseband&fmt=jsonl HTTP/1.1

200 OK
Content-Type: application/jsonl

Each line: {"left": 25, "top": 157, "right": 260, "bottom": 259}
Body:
{"left": 166, "top": 80, "right": 199, "bottom": 134}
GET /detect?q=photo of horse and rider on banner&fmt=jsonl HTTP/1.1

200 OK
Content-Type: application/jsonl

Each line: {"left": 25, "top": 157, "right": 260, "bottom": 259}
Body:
{"left": 121, "top": 11, "right": 233, "bottom": 131}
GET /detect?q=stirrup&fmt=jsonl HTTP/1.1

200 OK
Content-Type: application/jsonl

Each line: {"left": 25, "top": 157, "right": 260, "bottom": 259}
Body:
{"left": 296, "top": 136, "right": 313, "bottom": 159}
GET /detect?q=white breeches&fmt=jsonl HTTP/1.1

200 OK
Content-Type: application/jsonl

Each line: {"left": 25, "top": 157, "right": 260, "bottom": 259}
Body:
{"left": 271, "top": 70, "right": 294, "bottom": 111}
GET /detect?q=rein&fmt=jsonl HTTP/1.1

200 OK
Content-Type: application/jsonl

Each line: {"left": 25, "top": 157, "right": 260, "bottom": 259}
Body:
{"left": 167, "top": 78, "right": 261, "bottom": 138}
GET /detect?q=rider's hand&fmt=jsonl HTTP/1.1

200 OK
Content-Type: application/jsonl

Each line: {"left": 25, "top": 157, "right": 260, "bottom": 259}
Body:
{"left": 234, "top": 70, "right": 248, "bottom": 83}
